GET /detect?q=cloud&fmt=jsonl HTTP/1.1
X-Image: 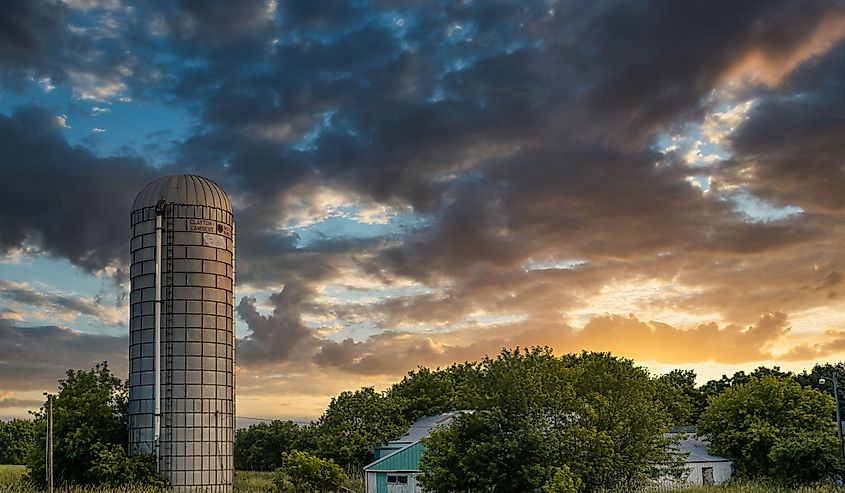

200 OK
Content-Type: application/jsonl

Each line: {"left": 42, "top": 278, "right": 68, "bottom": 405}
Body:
{"left": 0, "top": 391, "right": 42, "bottom": 410}
{"left": 236, "top": 283, "right": 321, "bottom": 365}
{"left": 0, "top": 319, "right": 125, "bottom": 392}
{"left": 0, "top": 279, "right": 123, "bottom": 325}
{"left": 310, "top": 312, "right": 797, "bottom": 376}
{"left": 0, "top": 0, "right": 67, "bottom": 73}
{"left": 0, "top": 106, "right": 157, "bottom": 274}
{"left": 5, "top": 0, "right": 845, "bottom": 418}
{"left": 720, "top": 41, "right": 845, "bottom": 215}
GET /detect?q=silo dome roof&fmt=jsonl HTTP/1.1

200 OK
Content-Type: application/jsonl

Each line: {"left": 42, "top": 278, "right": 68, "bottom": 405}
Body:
{"left": 133, "top": 174, "right": 232, "bottom": 212}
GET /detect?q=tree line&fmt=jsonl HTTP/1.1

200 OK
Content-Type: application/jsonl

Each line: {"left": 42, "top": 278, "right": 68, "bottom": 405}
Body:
{"left": 235, "top": 349, "right": 844, "bottom": 490}
{"left": 1, "top": 351, "right": 843, "bottom": 491}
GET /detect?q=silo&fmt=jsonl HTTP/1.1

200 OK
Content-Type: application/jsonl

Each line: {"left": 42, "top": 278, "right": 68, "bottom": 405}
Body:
{"left": 129, "top": 175, "right": 235, "bottom": 492}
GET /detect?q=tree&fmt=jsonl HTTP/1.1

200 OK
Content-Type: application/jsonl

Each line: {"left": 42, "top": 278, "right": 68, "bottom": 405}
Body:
{"left": 312, "top": 387, "right": 407, "bottom": 469}
{"left": 419, "top": 348, "right": 677, "bottom": 492}
{"left": 0, "top": 419, "right": 36, "bottom": 464}
{"left": 235, "top": 420, "right": 306, "bottom": 471}
{"left": 25, "top": 362, "right": 161, "bottom": 487}
{"left": 655, "top": 369, "right": 703, "bottom": 425}
{"left": 700, "top": 366, "right": 796, "bottom": 405}
{"left": 273, "top": 450, "right": 346, "bottom": 493}
{"left": 562, "top": 351, "right": 679, "bottom": 491}
{"left": 698, "top": 375, "right": 840, "bottom": 485}
{"left": 388, "top": 363, "right": 481, "bottom": 422}
{"left": 796, "top": 362, "right": 845, "bottom": 393}
{"left": 543, "top": 465, "right": 581, "bottom": 493}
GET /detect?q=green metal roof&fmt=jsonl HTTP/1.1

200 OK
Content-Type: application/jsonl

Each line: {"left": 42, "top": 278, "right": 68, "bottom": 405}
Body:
{"left": 364, "top": 442, "right": 425, "bottom": 472}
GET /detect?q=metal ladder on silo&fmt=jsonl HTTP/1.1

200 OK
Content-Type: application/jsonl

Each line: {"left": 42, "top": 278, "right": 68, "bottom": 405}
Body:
{"left": 163, "top": 204, "right": 175, "bottom": 475}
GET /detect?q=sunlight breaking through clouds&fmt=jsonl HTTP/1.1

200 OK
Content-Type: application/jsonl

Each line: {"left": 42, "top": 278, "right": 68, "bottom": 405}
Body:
{"left": 3, "top": 0, "right": 845, "bottom": 420}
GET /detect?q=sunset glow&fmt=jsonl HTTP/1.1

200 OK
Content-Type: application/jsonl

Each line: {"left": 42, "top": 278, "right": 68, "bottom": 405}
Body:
{"left": 3, "top": 0, "right": 845, "bottom": 421}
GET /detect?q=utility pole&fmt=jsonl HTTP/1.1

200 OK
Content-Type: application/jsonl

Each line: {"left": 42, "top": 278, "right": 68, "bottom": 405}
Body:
{"left": 821, "top": 371, "right": 845, "bottom": 466}
{"left": 834, "top": 371, "right": 845, "bottom": 466}
{"left": 47, "top": 394, "right": 53, "bottom": 493}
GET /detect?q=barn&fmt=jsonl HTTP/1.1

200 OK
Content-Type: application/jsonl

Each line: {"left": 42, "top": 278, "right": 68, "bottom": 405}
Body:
{"left": 363, "top": 413, "right": 458, "bottom": 493}
{"left": 365, "top": 417, "right": 731, "bottom": 491}
{"left": 658, "top": 430, "right": 733, "bottom": 487}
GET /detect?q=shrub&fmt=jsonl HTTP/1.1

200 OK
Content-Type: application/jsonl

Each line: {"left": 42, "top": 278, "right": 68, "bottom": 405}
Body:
{"left": 273, "top": 450, "right": 346, "bottom": 493}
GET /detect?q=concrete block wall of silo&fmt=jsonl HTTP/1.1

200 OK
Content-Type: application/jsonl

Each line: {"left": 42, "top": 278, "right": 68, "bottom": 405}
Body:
{"left": 129, "top": 175, "right": 235, "bottom": 492}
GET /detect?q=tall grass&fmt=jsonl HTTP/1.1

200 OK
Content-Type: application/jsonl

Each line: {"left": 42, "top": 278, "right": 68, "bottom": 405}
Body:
{"left": 1, "top": 470, "right": 840, "bottom": 493}
{"left": 233, "top": 471, "right": 274, "bottom": 492}
{"left": 0, "top": 470, "right": 359, "bottom": 492}
{"left": 643, "top": 479, "right": 844, "bottom": 493}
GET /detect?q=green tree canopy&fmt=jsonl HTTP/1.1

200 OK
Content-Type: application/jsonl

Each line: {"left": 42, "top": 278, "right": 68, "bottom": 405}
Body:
{"left": 796, "top": 362, "right": 845, "bottom": 394}
{"left": 698, "top": 375, "right": 840, "bottom": 485}
{"left": 388, "top": 363, "right": 481, "bottom": 422}
{"left": 655, "top": 369, "right": 702, "bottom": 425}
{"left": 0, "top": 418, "right": 36, "bottom": 465}
{"left": 235, "top": 420, "right": 307, "bottom": 471}
{"left": 312, "top": 387, "right": 407, "bottom": 469}
{"left": 419, "top": 348, "right": 677, "bottom": 492}
{"left": 25, "top": 362, "right": 160, "bottom": 487}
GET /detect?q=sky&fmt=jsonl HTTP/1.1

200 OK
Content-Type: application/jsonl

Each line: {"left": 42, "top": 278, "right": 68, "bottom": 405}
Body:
{"left": 2, "top": 0, "right": 845, "bottom": 421}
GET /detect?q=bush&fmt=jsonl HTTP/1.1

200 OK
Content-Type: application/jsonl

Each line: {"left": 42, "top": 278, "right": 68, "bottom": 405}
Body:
{"left": 273, "top": 450, "right": 346, "bottom": 493}
{"left": 88, "top": 443, "right": 163, "bottom": 487}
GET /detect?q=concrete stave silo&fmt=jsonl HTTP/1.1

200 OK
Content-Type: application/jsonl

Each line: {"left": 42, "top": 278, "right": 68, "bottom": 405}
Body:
{"left": 129, "top": 175, "right": 235, "bottom": 491}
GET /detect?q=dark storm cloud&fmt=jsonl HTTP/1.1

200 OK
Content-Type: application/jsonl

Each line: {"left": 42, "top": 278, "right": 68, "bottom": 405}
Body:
{"left": 0, "top": 319, "right": 126, "bottom": 392}
{"left": 4, "top": 0, "right": 845, "bottom": 385}
{"left": 721, "top": 41, "right": 845, "bottom": 215}
{"left": 0, "top": 107, "right": 157, "bottom": 273}
{"left": 161, "top": 0, "right": 845, "bottom": 264}
{"left": 170, "top": 0, "right": 845, "bottom": 371}
{"left": 560, "top": 0, "right": 845, "bottom": 143}
{"left": 0, "top": 0, "right": 67, "bottom": 74}
{"left": 236, "top": 283, "right": 321, "bottom": 365}
{"left": 144, "top": 0, "right": 278, "bottom": 61}
{"left": 2, "top": 0, "right": 841, "bottom": 282}
{"left": 0, "top": 0, "right": 160, "bottom": 100}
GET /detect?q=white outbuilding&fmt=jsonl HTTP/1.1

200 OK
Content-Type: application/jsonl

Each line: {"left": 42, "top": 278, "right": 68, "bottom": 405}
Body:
{"left": 659, "top": 431, "right": 733, "bottom": 487}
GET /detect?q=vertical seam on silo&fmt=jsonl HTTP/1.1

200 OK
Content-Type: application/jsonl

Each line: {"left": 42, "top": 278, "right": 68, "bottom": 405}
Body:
{"left": 204, "top": 177, "right": 212, "bottom": 211}
{"left": 186, "top": 175, "right": 196, "bottom": 207}
{"left": 201, "top": 178, "right": 212, "bottom": 210}
{"left": 191, "top": 175, "right": 202, "bottom": 209}
{"left": 180, "top": 175, "right": 189, "bottom": 205}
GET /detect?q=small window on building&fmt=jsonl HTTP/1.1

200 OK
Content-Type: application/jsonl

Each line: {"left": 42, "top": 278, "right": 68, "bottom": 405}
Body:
{"left": 397, "top": 476, "right": 408, "bottom": 484}
{"left": 387, "top": 475, "right": 397, "bottom": 484}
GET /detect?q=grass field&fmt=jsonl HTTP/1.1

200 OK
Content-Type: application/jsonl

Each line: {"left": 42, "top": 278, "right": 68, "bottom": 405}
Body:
{"left": 0, "top": 467, "right": 842, "bottom": 493}
{"left": 0, "top": 468, "right": 277, "bottom": 492}
{"left": 0, "top": 466, "right": 25, "bottom": 487}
